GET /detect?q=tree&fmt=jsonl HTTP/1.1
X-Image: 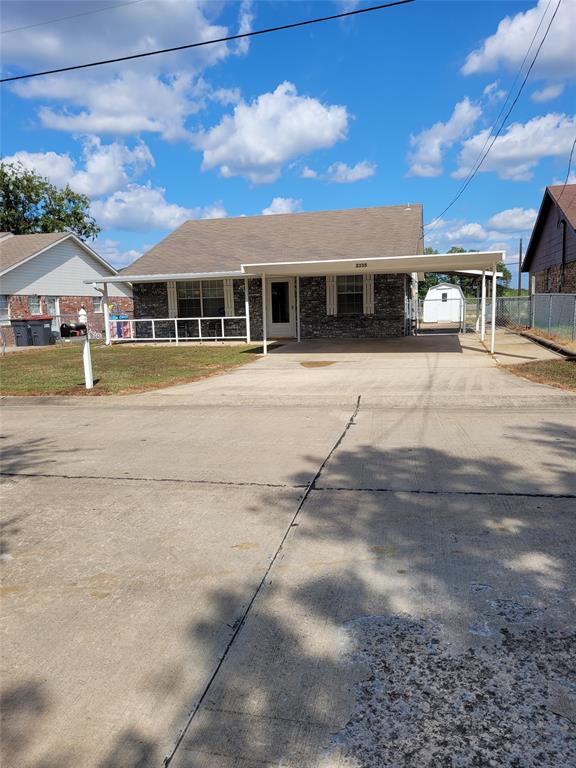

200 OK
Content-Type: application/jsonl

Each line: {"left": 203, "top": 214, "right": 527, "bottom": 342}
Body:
{"left": 0, "top": 161, "right": 100, "bottom": 240}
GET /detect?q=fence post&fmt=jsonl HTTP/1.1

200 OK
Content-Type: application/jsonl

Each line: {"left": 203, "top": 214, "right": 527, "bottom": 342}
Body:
{"left": 174, "top": 319, "right": 179, "bottom": 344}
{"left": 547, "top": 295, "right": 552, "bottom": 334}
{"left": 198, "top": 318, "right": 202, "bottom": 341}
{"left": 221, "top": 317, "right": 225, "bottom": 339}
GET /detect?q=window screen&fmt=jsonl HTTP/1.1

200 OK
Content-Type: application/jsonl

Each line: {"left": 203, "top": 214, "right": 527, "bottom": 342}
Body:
{"left": 441, "top": 292, "right": 448, "bottom": 302}
{"left": 200, "top": 280, "right": 225, "bottom": 317}
{"left": 176, "top": 281, "right": 224, "bottom": 317}
{"left": 337, "top": 275, "right": 363, "bottom": 315}
{"left": 0, "top": 295, "right": 8, "bottom": 321}
{"left": 29, "top": 295, "right": 41, "bottom": 315}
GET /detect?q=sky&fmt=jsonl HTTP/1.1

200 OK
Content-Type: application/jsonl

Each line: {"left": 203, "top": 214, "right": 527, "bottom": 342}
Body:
{"left": 1, "top": 0, "right": 575, "bottom": 286}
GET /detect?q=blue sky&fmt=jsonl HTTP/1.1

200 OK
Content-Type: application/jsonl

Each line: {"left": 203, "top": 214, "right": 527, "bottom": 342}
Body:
{"left": 1, "top": 0, "right": 575, "bottom": 285}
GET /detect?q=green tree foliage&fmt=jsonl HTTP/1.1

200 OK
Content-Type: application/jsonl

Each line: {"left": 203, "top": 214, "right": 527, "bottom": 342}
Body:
{"left": 0, "top": 161, "right": 100, "bottom": 240}
{"left": 419, "top": 245, "right": 510, "bottom": 297}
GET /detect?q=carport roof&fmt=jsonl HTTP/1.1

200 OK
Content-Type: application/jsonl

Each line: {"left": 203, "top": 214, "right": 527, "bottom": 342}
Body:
{"left": 95, "top": 250, "right": 505, "bottom": 284}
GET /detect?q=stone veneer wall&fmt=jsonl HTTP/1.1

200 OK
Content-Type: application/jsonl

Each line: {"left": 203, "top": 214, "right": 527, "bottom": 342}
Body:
{"left": 298, "top": 274, "right": 406, "bottom": 339}
{"left": 531, "top": 261, "right": 576, "bottom": 294}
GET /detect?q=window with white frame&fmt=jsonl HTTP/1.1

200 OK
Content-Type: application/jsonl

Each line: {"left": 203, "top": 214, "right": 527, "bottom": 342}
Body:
{"left": 29, "top": 295, "right": 41, "bottom": 315}
{"left": 0, "top": 295, "right": 9, "bottom": 322}
{"left": 93, "top": 295, "right": 103, "bottom": 313}
{"left": 177, "top": 280, "right": 225, "bottom": 317}
{"left": 336, "top": 275, "right": 364, "bottom": 315}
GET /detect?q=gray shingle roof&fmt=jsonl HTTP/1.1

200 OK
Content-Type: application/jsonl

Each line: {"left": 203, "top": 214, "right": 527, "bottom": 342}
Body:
{"left": 121, "top": 205, "right": 424, "bottom": 277}
{"left": 0, "top": 232, "right": 69, "bottom": 274}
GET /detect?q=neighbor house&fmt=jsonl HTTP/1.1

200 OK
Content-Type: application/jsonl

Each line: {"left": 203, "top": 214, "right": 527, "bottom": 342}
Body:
{"left": 100, "top": 204, "right": 503, "bottom": 349}
{"left": 0, "top": 232, "right": 132, "bottom": 344}
{"left": 522, "top": 184, "right": 576, "bottom": 293}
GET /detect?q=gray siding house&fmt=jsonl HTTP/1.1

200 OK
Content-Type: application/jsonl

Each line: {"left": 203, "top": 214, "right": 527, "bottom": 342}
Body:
{"left": 120, "top": 204, "right": 424, "bottom": 344}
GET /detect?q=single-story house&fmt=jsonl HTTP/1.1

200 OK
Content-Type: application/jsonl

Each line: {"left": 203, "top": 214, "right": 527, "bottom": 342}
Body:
{"left": 0, "top": 232, "right": 132, "bottom": 344}
{"left": 522, "top": 184, "right": 576, "bottom": 293}
{"left": 422, "top": 282, "right": 465, "bottom": 324}
{"left": 95, "top": 204, "right": 504, "bottom": 352}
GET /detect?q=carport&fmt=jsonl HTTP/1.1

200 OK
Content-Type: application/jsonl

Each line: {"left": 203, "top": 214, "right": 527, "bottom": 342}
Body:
{"left": 240, "top": 250, "right": 504, "bottom": 354}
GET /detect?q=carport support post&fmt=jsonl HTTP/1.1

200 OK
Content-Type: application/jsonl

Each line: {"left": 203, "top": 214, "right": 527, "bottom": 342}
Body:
{"left": 261, "top": 273, "right": 268, "bottom": 354}
{"left": 490, "top": 262, "right": 497, "bottom": 354}
{"left": 480, "top": 270, "right": 486, "bottom": 341}
{"left": 296, "top": 276, "right": 301, "bottom": 343}
{"left": 244, "top": 277, "right": 251, "bottom": 343}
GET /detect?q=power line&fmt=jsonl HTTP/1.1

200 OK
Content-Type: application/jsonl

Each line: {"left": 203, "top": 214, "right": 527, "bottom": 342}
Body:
{"left": 0, "top": 0, "right": 414, "bottom": 84}
{"left": 555, "top": 136, "right": 576, "bottom": 203}
{"left": 2, "top": 0, "right": 147, "bottom": 35}
{"left": 424, "top": 0, "right": 563, "bottom": 231}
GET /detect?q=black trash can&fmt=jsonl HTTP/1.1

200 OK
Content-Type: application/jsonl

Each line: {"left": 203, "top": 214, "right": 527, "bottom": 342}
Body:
{"left": 10, "top": 319, "right": 32, "bottom": 347}
{"left": 28, "top": 317, "right": 54, "bottom": 346}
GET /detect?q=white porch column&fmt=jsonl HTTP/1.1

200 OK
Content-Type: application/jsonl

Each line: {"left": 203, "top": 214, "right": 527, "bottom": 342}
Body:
{"left": 102, "top": 282, "right": 111, "bottom": 346}
{"left": 490, "top": 262, "right": 497, "bottom": 354}
{"left": 296, "top": 276, "right": 301, "bottom": 343}
{"left": 244, "top": 277, "right": 251, "bottom": 343}
{"left": 480, "top": 270, "right": 486, "bottom": 342}
{"left": 261, "top": 273, "right": 268, "bottom": 354}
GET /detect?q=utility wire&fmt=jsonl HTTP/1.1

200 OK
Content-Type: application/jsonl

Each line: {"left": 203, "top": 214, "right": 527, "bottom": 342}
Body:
{"left": 424, "top": 0, "right": 563, "bottom": 231}
{"left": 555, "top": 136, "right": 576, "bottom": 203}
{"left": 0, "top": 0, "right": 414, "bottom": 84}
{"left": 2, "top": 0, "right": 147, "bottom": 35}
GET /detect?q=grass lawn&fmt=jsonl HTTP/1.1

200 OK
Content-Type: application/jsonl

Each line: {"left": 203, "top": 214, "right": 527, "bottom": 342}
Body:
{"left": 504, "top": 359, "right": 576, "bottom": 392}
{"left": 0, "top": 342, "right": 261, "bottom": 396}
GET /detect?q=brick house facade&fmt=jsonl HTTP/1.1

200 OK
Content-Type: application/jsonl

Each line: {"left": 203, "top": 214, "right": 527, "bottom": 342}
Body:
{"left": 522, "top": 185, "right": 576, "bottom": 294}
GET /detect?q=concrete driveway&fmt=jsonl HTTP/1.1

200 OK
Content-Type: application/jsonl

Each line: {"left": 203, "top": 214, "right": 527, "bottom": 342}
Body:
{"left": 1, "top": 332, "right": 575, "bottom": 768}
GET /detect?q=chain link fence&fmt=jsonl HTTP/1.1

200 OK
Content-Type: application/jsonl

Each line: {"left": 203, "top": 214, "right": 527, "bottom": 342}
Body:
{"left": 494, "top": 294, "right": 576, "bottom": 344}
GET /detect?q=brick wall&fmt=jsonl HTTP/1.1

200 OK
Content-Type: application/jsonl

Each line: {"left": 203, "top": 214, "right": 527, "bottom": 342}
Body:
{"left": 1, "top": 294, "right": 133, "bottom": 346}
{"left": 299, "top": 274, "right": 406, "bottom": 339}
{"left": 531, "top": 260, "right": 576, "bottom": 294}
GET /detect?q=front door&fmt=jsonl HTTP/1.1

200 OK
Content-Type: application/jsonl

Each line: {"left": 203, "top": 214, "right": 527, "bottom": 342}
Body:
{"left": 267, "top": 278, "right": 296, "bottom": 337}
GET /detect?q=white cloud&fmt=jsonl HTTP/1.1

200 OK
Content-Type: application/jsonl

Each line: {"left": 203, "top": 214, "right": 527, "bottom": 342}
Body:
{"left": 300, "top": 166, "right": 318, "bottom": 179}
{"left": 262, "top": 197, "right": 303, "bottom": 215}
{"left": 5, "top": 1, "right": 252, "bottom": 141}
{"left": 326, "top": 160, "right": 376, "bottom": 183}
{"left": 91, "top": 183, "right": 225, "bottom": 231}
{"left": 16, "top": 72, "right": 205, "bottom": 141}
{"left": 195, "top": 81, "right": 348, "bottom": 183}
{"left": 3, "top": 150, "right": 75, "bottom": 188}
{"left": 462, "top": 0, "right": 576, "bottom": 81}
{"left": 407, "top": 98, "right": 481, "bottom": 177}
{"left": 96, "top": 239, "right": 143, "bottom": 269}
{"left": 235, "top": 0, "right": 254, "bottom": 56}
{"left": 454, "top": 112, "right": 576, "bottom": 181}
{"left": 531, "top": 83, "right": 565, "bottom": 103}
{"left": 4, "top": 138, "right": 154, "bottom": 198}
{"left": 445, "top": 222, "right": 489, "bottom": 242}
{"left": 487, "top": 208, "right": 538, "bottom": 232}
{"left": 483, "top": 81, "right": 506, "bottom": 103}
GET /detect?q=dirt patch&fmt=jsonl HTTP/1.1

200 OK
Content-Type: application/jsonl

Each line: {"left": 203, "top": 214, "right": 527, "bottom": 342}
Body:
{"left": 300, "top": 361, "right": 336, "bottom": 368}
{"left": 333, "top": 616, "right": 576, "bottom": 767}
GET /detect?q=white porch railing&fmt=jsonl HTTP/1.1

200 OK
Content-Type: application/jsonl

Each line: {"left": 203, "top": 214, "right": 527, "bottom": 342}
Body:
{"left": 108, "top": 315, "right": 249, "bottom": 343}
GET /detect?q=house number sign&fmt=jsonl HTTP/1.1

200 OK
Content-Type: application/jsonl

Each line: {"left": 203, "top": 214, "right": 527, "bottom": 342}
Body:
{"left": 356, "top": 262, "right": 368, "bottom": 268}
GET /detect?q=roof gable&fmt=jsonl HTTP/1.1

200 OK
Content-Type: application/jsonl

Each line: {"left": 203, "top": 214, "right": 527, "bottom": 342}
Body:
{"left": 523, "top": 184, "right": 576, "bottom": 271}
{"left": 0, "top": 232, "right": 118, "bottom": 277}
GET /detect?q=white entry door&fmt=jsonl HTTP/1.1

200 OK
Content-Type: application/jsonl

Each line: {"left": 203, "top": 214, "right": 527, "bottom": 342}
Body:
{"left": 267, "top": 278, "right": 296, "bottom": 337}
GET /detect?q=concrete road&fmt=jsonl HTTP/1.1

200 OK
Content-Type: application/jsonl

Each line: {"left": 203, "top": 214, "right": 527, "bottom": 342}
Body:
{"left": 1, "top": 332, "right": 575, "bottom": 768}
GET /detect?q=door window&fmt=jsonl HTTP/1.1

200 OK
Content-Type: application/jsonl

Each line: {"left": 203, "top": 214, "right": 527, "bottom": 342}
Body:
{"left": 271, "top": 282, "right": 290, "bottom": 323}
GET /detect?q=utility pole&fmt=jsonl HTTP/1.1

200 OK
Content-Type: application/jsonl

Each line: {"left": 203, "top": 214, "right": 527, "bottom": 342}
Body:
{"left": 517, "top": 238, "right": 523, "bottom": 296}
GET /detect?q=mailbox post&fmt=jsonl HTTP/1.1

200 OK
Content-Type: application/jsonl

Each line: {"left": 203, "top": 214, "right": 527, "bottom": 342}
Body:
{"left": 78, "top": 306, "right": 93, "bottom": 390}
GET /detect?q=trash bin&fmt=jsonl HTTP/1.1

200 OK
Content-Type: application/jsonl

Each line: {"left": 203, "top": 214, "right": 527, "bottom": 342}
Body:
{"left": 10, "top": 319, "right": 32, "bottom": 347}
{"left": 27, "top": 317, "right": 54, "bottom": 346}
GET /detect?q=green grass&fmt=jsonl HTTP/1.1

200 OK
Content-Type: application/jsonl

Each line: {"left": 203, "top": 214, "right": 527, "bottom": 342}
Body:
{"left": 0, "top": 342, "right": 261, "bottom": 396}
{"left": 504, "top": 359, "right": 576, "bottom": 392}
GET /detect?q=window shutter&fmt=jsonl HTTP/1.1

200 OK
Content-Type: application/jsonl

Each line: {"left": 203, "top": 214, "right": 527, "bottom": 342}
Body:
{"left": 363, "top": 274, "right": 374, "bottom": 314}
{"left": 167, "top": 281, "right": 177, "bottom": 318}
{"left": 223, "top": 279, "right": 235, "bottom": 316}
{"left": 326, "top": 275, "right": 337, "bottom": 315}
